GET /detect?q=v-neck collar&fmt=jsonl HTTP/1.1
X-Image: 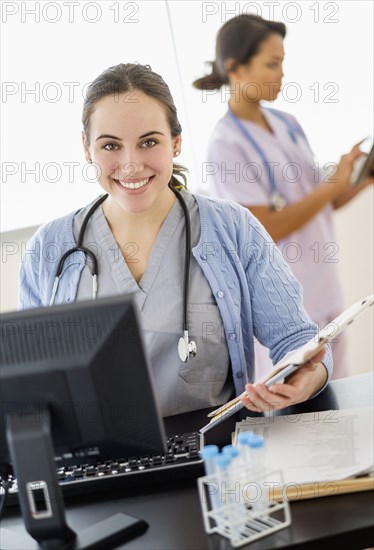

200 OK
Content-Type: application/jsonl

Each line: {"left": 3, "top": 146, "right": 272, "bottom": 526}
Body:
{"left": 228, "top": 107, "right": 278, "bottom": 140}
{"left": 93, "top": 193, "right": 188, "bottom": 309}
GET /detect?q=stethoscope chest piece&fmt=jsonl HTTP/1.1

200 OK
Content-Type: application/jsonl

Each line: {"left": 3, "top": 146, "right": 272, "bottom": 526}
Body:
{"left": 178, "top": 332, "right": 197, "bottom": 363}
{"left": 270, "top": 191, "right": 287, "bottom": 212}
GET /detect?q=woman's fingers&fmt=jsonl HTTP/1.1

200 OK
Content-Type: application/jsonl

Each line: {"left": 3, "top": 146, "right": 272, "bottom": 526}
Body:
{"left": 308, "top": 347, "right": 326, "bottom": 365}
{"left": 241, "top": 348, "right": 327, "bottom": 413}
{"left": 242, "top": 383, "right": 292, "bottom": 412}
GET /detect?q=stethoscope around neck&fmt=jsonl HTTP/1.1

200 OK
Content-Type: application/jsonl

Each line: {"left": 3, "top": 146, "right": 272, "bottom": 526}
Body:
{"left": 50, "top": 185, "right": 197, "bottom": 363}
{"left": 228, "top": 107, "right": 306, "bottom": 211}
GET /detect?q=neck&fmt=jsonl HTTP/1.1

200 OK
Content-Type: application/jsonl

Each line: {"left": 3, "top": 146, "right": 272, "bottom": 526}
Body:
{"left": 228, "top": 94, "right": 263, "bottom": 123}
{"left": 103, "top": 187, "right": 176, "bottom": 237}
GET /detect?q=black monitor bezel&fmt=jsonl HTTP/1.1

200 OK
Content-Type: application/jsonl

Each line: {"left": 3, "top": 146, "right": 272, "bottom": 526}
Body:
{"left": 0, "top": 295, "right": 168, "bottom": 464}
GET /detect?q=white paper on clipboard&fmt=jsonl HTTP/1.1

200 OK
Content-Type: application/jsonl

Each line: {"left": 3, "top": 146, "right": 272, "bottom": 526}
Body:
{"left": 200, "top": 295, "right": 373, "bottom": 434}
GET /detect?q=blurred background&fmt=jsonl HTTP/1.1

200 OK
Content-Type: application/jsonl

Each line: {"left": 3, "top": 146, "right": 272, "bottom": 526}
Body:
{"left": 1, "top": 1, "right": 373, "bottom": 374}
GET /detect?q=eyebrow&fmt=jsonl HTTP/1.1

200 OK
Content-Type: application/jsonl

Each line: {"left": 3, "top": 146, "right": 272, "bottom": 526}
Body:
{"left": 270, "top": 55, "right": 284, "bottom": 60}
{"left": 96, "top": 131, "right": 165, "bottom": 142}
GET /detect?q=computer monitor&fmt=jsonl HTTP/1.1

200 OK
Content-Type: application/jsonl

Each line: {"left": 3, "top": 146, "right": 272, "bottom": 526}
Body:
{"left": 0, "top": 295, "right": 167, "bottom": 548}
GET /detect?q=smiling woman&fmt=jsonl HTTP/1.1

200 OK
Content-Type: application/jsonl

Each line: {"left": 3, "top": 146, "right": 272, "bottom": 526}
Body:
{"left": 18, "top": 62, "right": 332, "bottom": 418}
{"left": 79, "top": 64, "right": 185, "bottom": 281}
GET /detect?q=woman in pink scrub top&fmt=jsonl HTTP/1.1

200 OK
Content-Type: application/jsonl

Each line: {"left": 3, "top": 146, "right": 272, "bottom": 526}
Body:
{"left": 193, "top": 15, "right": 373, "bottom": 380}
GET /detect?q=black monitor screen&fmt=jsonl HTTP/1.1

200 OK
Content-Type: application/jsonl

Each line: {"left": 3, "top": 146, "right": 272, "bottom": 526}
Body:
{"left": 0, "top": 296, "right": 167, "bottom": 462}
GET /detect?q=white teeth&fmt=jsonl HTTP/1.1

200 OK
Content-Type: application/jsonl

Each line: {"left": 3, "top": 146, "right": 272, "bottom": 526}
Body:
{"left": 118, "top": 177, "right": 150, "bottom": 189}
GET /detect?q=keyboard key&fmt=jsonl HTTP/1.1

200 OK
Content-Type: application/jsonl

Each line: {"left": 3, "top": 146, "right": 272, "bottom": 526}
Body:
{"left": 188, "top": 449, "right": 199, "bottom": 458}
{"left": 164, "top": 454, "right": 175, "bottom": 463}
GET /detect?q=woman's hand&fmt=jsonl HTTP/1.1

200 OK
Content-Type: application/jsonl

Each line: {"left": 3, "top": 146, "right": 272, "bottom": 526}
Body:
{"left": 328, "top": 142, "right": 366, "bottom": 196}
{"left": 241, "top": 348, "right": 328, "bottom": 413}
{"left": 330, "top": 142, "right": 374, "bottom": 209}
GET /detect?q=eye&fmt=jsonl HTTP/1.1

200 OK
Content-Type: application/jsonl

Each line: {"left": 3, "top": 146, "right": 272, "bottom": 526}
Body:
{"left": 103, "top": 142, "right": 120, "bottom": 151}
{"left": 141, "top": 138, "right": 157, "bottom": 148}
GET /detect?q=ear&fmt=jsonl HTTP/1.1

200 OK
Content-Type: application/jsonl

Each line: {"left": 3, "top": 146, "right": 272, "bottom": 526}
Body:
{"left": 82, "top": 131, "right": 91, "bottom": 163}
{"left": 224, "top": 57, "right": 238, "bottom": 77}
{"left": 173, "top": 135, "right": 182, "bottom": 157}
{"left": 226, "top": 60, "right": 251, "bottom": 83}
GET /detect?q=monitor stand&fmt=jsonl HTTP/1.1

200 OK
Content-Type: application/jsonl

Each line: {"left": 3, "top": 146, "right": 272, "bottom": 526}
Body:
{"left": 4, "top": 411, "right": 148, "bottom": 549}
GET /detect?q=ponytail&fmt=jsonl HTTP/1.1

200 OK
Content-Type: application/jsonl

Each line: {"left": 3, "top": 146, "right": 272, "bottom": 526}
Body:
{"left": 192, "top": 62, "right": 227, "bottom": 91}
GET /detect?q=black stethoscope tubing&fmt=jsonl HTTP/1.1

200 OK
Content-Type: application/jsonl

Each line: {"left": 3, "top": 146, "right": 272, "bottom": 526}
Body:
{"left": 50, "top": 185, "right": 196, "bottom": 361}
{"left": 54, "top": 193, "right": 108, "bottom": 279}
{"left": 172, "top": 186, "right": 191, "bottom": 338}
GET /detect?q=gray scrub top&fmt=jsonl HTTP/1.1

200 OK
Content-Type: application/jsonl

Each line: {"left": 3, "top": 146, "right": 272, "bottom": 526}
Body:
{"left": 73, "top": 190, "right": 233, "bottom": 416}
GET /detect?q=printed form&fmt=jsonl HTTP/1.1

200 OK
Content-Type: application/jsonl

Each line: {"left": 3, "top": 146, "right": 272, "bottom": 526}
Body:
{"left": 235, "top": 407, "right": 374, "bottom": 484}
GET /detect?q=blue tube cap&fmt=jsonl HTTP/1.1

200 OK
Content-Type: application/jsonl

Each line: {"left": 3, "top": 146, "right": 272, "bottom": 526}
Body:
{"left": 200, "top": 445, "right": 219, "bottom": 459}
{"left": 222, "top": 445, "right": 239, "bottom": 458}
{"left": 237, "top": 431, "right": 255, "bottom": 445}
{"left": 248, "top": 435, "right": 264, "bottom": 448}
{"left": 216, "top": 454, "right": 231, "bottom": 469}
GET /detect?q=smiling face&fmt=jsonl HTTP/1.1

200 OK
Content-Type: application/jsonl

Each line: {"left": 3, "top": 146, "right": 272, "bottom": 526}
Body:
{"left": 83, "top": 90, "right": 181, "bottom": 217}
{"left": 228, "top": 33, "right": 285, "bottom": 102}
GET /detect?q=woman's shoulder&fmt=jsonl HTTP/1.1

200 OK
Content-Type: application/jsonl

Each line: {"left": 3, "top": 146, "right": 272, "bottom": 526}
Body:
{"left": 192, "top": 193, "right": 272, "bottom": 260}
{"left": 30, "top": 206, "right": 84, "bottom": 245}
{"left": 208, "top": 111, "right": 239, "bottom": 145}
{"left": 263, "top": 106, "right": 300, "bottom": 127}
{"left": 193, "top": 192, "right": 255, "bottom": 226}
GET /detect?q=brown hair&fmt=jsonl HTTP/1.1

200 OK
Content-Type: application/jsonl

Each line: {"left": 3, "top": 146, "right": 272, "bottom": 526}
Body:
{"left": 193, "top": 15, "right": 286, "bottom": 91}
{"left": 82, "top": 63, "right": 187, "bottom": 188}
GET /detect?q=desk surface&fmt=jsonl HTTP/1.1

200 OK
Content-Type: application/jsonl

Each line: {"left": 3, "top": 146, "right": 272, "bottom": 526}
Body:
{"left": 1, "top": 372, "right": 374, "bottom": 550}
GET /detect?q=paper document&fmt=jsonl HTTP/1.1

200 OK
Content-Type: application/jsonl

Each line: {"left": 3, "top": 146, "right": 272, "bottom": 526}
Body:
{"left": 234, "top": 407, "right": 374, "bottom": 484}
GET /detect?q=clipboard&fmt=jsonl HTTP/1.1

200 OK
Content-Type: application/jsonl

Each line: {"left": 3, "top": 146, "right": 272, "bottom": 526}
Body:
{"left": 351, "top": 139, "right": 374, "bottom": 187}
{"left": 272, "top": 475, "right": 374, "bottom": 502}
{"left": 200, "top": 294, "right": 374, "bottom": 434}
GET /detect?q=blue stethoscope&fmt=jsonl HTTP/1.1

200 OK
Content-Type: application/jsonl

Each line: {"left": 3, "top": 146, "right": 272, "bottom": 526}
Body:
{"left": 50, "top": 186, "right": 197, "bottom": 363}
{"left": 228, "top": 108, "right": 307, "bottom": 211}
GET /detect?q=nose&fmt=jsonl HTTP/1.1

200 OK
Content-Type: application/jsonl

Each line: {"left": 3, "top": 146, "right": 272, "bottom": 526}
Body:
{"left": 114, "top": 149, "right": 145, "bottom": 178}
{"left": 120, "top": 161, "right": 145, "bottom": 179}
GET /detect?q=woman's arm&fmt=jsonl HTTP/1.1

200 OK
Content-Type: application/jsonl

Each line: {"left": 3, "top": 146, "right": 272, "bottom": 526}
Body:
{"left": 18, "top": 233, "right": 43, "bottom": 310}
{"left": 242, "top": 211, "right": 332, "bottom": 412}
{"left": 250, "top": 179, "right": 338, "bottom": 241}
{"left": 332, "top": 175, "right": 374, "bottom": 209}
{"left": 250, "top": 143, "right": 373, "bottom": 240}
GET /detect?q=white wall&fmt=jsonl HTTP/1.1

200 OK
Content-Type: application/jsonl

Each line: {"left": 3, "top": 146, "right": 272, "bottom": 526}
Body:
{"left": 1, "top": 1, "right": 373, "bottom": 374}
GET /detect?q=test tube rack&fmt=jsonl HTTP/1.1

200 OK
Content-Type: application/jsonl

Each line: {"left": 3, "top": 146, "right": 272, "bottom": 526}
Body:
{"left": 197, "top": 466, "right": 291, "bottom": 547}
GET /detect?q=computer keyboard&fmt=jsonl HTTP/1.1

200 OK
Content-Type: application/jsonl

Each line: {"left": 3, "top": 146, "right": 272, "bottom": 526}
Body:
{"left": 1, "top": 431, "right": 204, "bottom": 507}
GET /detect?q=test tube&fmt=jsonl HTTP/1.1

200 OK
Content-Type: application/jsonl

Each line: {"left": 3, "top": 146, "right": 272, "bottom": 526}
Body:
{"left": 248, "top": 435, "right": 265, "bottom": 473}
{"left": 222, "top": 445, "right": 240, "bottom": 464}
{"left": 248, "top": 435, "right": 277, "bottom": 526}
{"left": 200, "top": 445, "right": 219, "bottom": 476}
{"left": 216, "top": 453, "right": 232, "bottom": 531}
{"left": 200, "top": 445, "right": 221, "bottom": 526}
{"left": 237, "top": 431, "right": 255, "bottom": 472}
{"left": 222, "top": 445, "right": 251, "bottom": 539}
